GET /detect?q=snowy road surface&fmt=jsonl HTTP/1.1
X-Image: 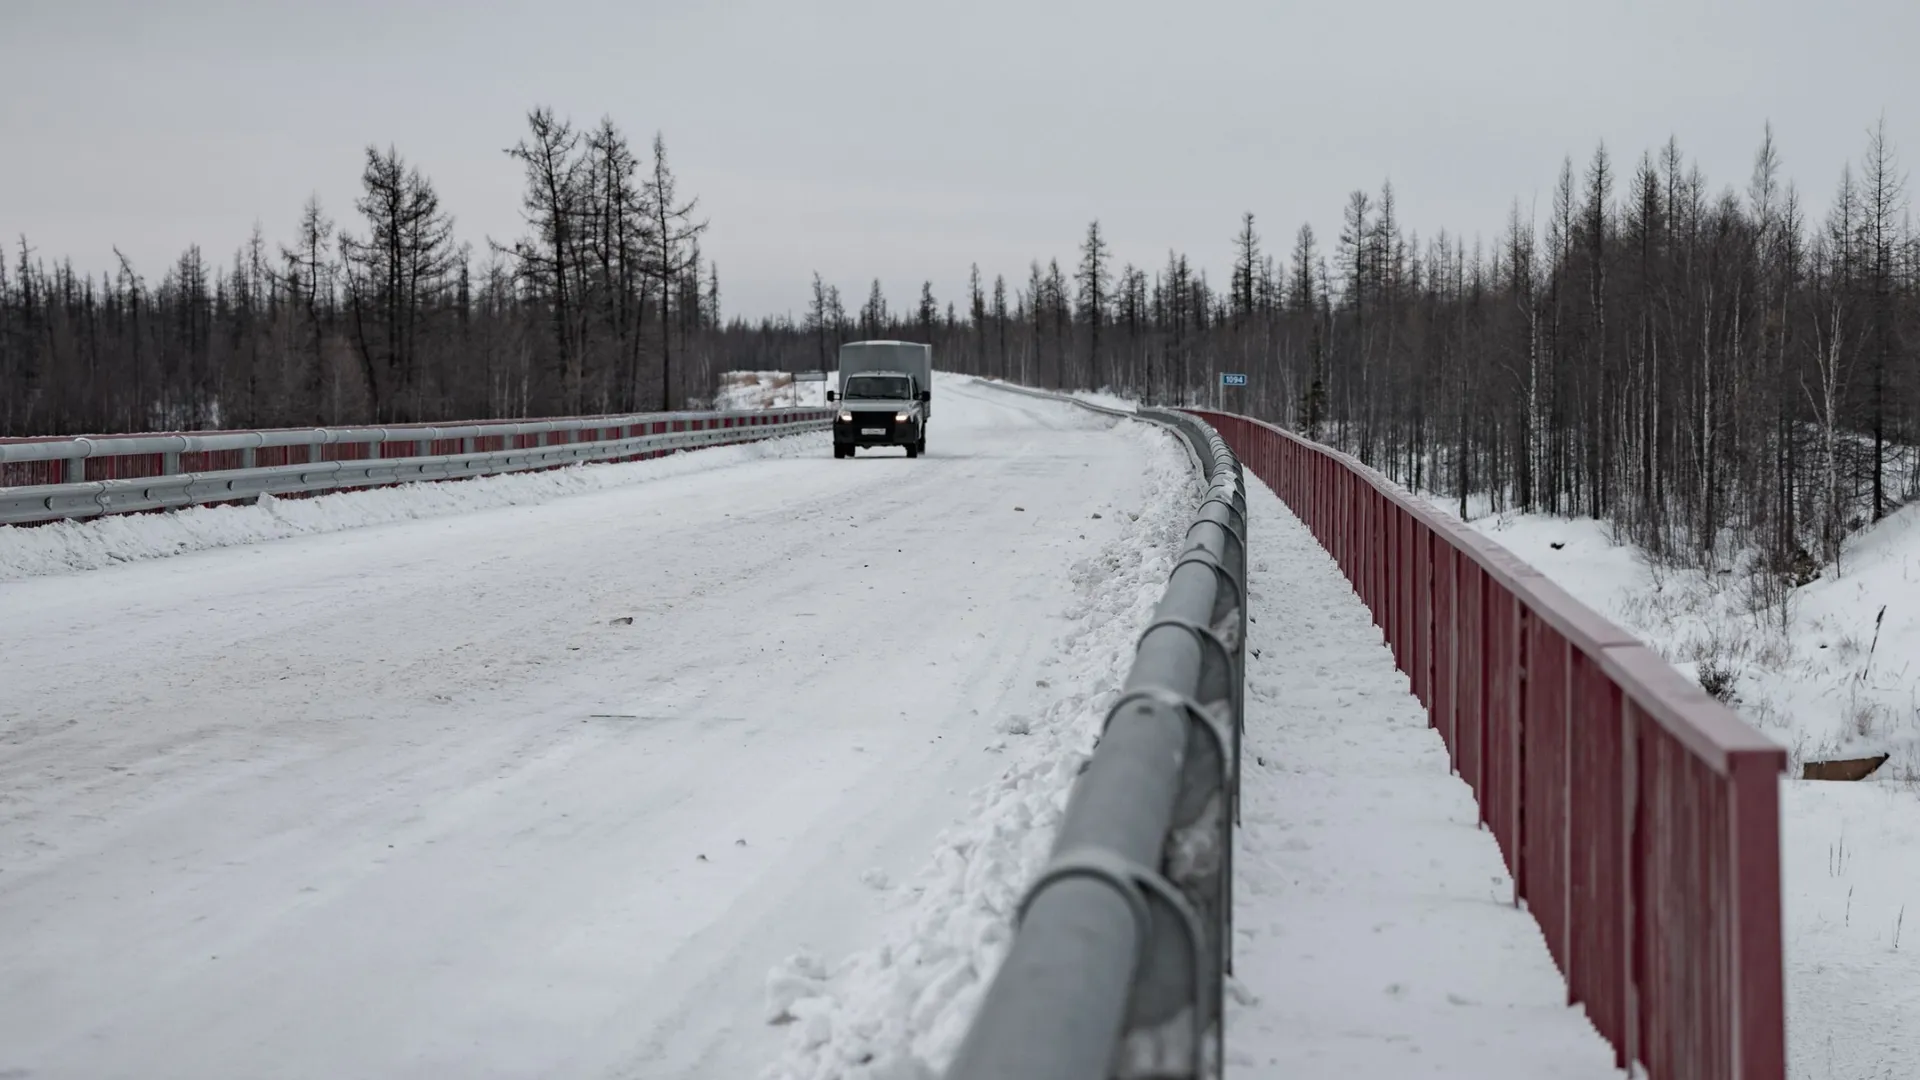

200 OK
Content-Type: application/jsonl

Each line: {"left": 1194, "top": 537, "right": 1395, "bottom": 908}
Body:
{"left": 0, "top": 378, "right": 1179, "bottom": 1080}
{"left": 1229, "top": 473, "right": 1621, "bottom": 1077}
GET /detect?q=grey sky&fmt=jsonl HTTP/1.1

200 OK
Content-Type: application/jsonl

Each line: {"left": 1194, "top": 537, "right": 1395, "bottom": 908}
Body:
{"left": 4, "top": 0, "right": 1917, "bottom": 320}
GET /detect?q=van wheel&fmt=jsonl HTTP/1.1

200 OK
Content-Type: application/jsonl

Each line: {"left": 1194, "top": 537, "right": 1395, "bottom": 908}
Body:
{"left": 904, "top": 443, "right": 919, "bottom": 459}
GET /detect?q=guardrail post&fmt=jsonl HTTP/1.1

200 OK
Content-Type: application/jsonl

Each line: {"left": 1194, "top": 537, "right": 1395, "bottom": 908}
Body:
{"left": 1619, "top": 693, "right": 1640, "bottom": 1071}
{"left": 1729, "top": 751, "right": 1785, "bottom": 1078}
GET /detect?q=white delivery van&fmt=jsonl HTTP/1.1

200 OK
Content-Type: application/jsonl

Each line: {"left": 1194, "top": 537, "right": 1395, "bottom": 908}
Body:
{"left": 827, "top": 341, "right": 933, "bottom": 458}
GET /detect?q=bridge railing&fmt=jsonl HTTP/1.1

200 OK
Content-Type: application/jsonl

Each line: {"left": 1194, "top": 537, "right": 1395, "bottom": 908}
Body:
{"left": 946, "top": 401, "right": 1246, "bottom": 1080}
{"left": 1192, "top": 408, "right": 1785, "bottom": 1080}
{"left": 0, "top": 408, "right": 831, "bottom": 525}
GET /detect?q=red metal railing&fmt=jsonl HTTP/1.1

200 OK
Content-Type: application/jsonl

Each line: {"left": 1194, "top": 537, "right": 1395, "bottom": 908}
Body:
{"left": 1191, "top": 409, "right": 1786, "bottom": 1080}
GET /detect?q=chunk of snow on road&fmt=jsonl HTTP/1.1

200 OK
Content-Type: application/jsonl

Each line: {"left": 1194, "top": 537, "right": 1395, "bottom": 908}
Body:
{"left": 0, "top": 431, "right": 827, "bottom": 582}
{"left": 758, "top": 421, "right": 1194, "bottom": 1080}
{"left": 767, "top": 952, "right": 831, "bottom": 1023}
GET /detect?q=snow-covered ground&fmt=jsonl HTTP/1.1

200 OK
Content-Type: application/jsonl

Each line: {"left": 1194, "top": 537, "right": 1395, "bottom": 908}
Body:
{"left": 1228, "top": 474, "right": 1620, "bottom": 1077}
{"left": 1446, "top": 506, "right": 1920, "bottom": 775}
{"left": 963, "top": 379, "right": 1140, "bottom": 415}
{"left": 715, "top": 370, "right": 833, "bottom": 410}
{"left": 0, "top": 376, "right": 1187, "bottom": 1080}
{"left": 1067, "top": 389, "right": 1140, "bottom": 413}
{"left": 1433, "top": 504, "right": 1920, "bottom": 1080}
{"left": 759, "top": 395, "right": 1194, "bottom": 1079}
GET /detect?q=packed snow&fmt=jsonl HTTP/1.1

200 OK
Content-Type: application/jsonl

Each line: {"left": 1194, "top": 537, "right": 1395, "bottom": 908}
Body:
{"left": 1227, "top": 474, "right": 1620, "bottom": 1077}
{"left": 1430, "top": 501, "right": 1920, "bottom": 1080}
{"left": 0, "top": 376, "right": 1185, "bottom": 1080}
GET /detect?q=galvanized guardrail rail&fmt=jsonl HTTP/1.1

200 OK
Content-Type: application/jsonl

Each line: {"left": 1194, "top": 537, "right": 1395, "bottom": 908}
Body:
{"left": 948, "top": 388, "right": 1246, "bottom": 1080}
{"left": 0, "top": 408, "right": 831, "bottom": 526}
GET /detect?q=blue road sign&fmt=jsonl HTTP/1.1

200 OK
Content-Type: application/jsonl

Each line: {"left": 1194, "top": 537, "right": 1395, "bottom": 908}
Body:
{"left": 1221, "top": 373, "right": 1248, "bottom": 386}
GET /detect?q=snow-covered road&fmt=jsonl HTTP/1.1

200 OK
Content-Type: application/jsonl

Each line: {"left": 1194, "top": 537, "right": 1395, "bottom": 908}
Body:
{"left": 0, "top": 379, "right": 1181, "bottom": 1080}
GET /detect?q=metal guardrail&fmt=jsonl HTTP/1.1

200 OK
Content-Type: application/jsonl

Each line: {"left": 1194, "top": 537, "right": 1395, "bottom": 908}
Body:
{"left": 0, "top": 409, "right": 831, "bottom": 525}
{"left": 948, "top": 386, "right": 1247, "bottom": 1080}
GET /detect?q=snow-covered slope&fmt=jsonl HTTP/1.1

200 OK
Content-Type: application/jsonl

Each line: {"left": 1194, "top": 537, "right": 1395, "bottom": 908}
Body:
{"left": 1446, "top": 506, "right": 1920, "bottom": 774}
{"left": 0, "top": 377, "right": 1186, "bottom": 1080}
{"left": 1436, "top": 503, "right": 1920, "bottom": 1080}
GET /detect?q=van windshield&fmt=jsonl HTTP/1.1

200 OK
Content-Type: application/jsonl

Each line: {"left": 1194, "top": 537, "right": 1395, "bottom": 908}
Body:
{"left": 843, "top": 375, "right": 913, "bottom": 400}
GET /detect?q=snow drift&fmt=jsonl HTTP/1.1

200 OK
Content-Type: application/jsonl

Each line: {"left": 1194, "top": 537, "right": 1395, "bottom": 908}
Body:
{"left": 758, "top": 420, "right": 1195, "bottom": 1080}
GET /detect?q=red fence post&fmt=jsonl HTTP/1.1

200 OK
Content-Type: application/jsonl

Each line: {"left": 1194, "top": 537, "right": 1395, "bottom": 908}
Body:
{"left": 1729, "top": 752, "right": 1786, "bottom": 1079}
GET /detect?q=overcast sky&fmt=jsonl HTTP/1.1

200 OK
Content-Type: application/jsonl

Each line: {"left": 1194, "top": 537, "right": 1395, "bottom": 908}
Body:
{"left": 4, "top": 0, "right": 1917, "bottom": 320}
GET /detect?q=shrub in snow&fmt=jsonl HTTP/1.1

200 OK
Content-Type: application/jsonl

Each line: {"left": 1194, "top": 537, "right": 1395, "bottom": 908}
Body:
{"left": 1696, "top": 658, "right": 1738, "bottom": 703}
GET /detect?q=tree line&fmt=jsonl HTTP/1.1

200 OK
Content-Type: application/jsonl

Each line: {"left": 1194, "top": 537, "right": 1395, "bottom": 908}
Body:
{"left": 9, "top": 115, "right": 1917, "bottom": 586}
{"left": 1, "top": 106, "right": 717, "bottom": 435}
{"left": 778, "top": 123, "right": 1918, "bottom": 585}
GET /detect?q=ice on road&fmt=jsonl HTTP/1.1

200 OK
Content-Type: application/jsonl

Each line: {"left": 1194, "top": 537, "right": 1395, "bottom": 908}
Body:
{"left": 0, "top": 378, "right": 1183, "bottom": 1080}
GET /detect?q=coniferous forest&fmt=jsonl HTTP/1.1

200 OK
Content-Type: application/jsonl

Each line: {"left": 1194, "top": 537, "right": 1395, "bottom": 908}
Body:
{"left": 6, "top": 115, "right": 1919, "bottom": 582}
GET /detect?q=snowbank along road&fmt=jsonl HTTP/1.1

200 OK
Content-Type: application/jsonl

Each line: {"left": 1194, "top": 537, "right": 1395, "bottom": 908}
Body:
{"left": 0, "top": 377, "right": 1187, "bottom": 1080}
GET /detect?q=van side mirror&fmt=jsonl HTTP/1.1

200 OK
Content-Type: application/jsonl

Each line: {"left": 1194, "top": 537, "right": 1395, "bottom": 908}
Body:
{"left": 825, "top": 390, "right": 837, "bottom": 402}
{"left": 918, "top": 390, "right": 931, "bottom": 402}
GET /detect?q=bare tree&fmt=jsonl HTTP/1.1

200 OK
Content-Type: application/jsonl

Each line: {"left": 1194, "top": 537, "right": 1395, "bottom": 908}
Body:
{"left": 338, "top": 145, "right": 456, "bottom": 421}
{"left": 641, "top": 133, "right": 706, "bottom": 409}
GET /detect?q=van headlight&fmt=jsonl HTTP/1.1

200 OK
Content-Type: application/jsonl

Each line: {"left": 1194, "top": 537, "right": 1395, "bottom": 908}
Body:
{"left": 838, "top": 411, "right": 853, "bottom": 422}
{"left": 895, "top": 411, "right": 910, "bottom": 423}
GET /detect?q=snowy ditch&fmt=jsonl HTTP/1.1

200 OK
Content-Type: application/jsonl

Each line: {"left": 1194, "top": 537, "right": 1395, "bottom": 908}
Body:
{"left": 0, "top": 430, "right": 829, "bottom": 582}
{"left": 759, "top": 419, "right": 1197, "bottom": 1080}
